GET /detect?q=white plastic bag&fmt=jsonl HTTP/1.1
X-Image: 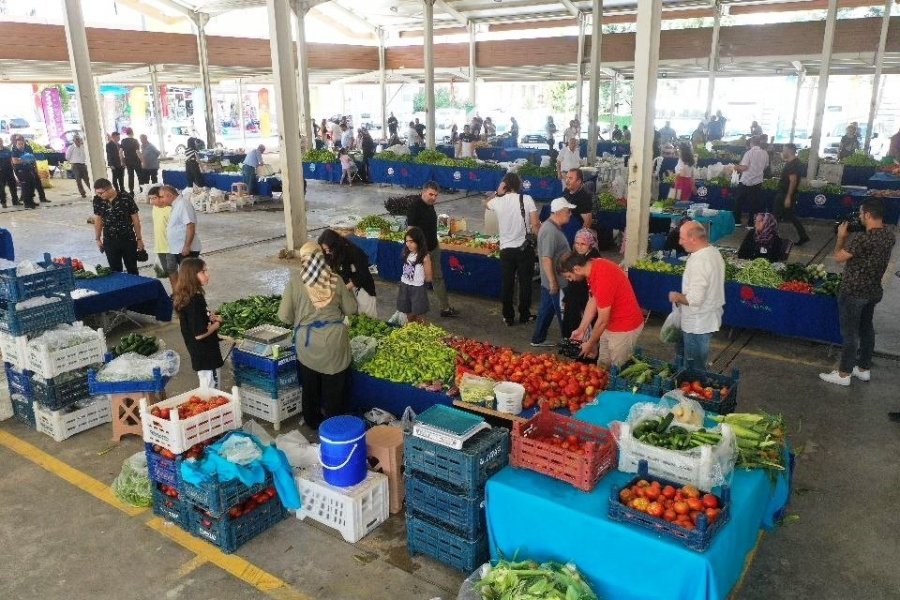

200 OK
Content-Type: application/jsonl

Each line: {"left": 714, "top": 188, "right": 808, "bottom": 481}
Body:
{"left": 730, "top": 170, "right": 741, "bottom": 186}
{"left": 401, "top": 406, "right": 416, "bottom": 434}
{"left": 350, "top": 335, "right": 378, "bottom": 367}
{"left": 219, "top": 435, "right": 262, "bottom": 465}
{"left": 659, "top": 304, "right": 682, "bottom": 344}
{"left": 275, "top": 429, "right": 318, "bottom": 469}
{"left": 111, "top": 452, "right": 152, "bottom": 507}
{"left": 242, "top": 419, "right": 274, "bottom": 446}
{"left": 387, "top": 310, "right": 408, "bottom": 327}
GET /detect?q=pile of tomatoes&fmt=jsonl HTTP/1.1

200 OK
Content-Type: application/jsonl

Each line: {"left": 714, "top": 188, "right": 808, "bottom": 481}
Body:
{"left": 149, "top": 435, "right": 220, "bottom": 461}
{"left": 529, "top": 433, "right": 592, "bottom": 455}
{"left": 53, "top": 256, "right": 85, "bottom": 271}
{"left": 149, "top": 395, "right": 231, "bottom": 421}
{"left": 677, "top": 380, "right": 730, "bottom": 402}
{"left": 158, "top": 483, "right": 180, "bottom": 499}
{"left": 619, "top": 479, "right": 723, "bottom": 531}
{"left": 447, "top": 338, "right": 608, "bottom": 413}
{"left": 225, "top": 487, "right": 278, "bottom": 520}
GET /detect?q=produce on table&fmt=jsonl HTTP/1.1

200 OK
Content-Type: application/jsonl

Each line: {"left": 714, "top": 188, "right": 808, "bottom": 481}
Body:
{"left": 53, "top": 256, "right": 84, "bottom": 271}
{"left": 841, "top": 151, "right": 881, "bottom": 167}
{"left": 360, "top": 323, "right": 456, "bottom": 386}
{"left": 226, "top": 486, "right": 277, "bottom": 519}
{"left": 598, "top": 191, "right": 625, "bottom": 211}
{"left": 304, "top": 149, "right": 337, "bottom": 163}
{"left": 880, "top": 163, "right": 900, "bottom": 175}
{"left": 458, "top": 373, "right": 498, "bottom": 405}
{"left": 800, "top": 181, "right": 844, "bottom": 195}
{"left": 632, "top": 257, "right": 685, "bottom": 275}
{"left": 54, "top": 256, "right": 113, "bottom": 279}
{"left": 413, "top": 149, "right": 450, "bottom": 165}
{"left": 383, "top": 193, "right": 419, "bottom": 216}
{"left": 355, "top": 215, "right": 393, "bottom": 233}
{"left": 374, "top": 150, "right": 415, "bottom": 163}
{"left": 113, "top": 333, "right": 160, "bottom": 356}
{"left": 779, "top": 280, "right": 814, "bottom": 294}
{"left": 516, "top": 163, "right": 557, "bottom": 178}
{"left": 706, "top": 175, "right": 731, "bottom": 188}
{"left": 217, "top": 295, "right": 285, "bottom": 337}
{"left": 149, "top": 395, "right": 231, "bottom": 421}
{"left": 678, "top": 379, "right": 731, "bottom": 402}
{"left": 734, "top": 258, "right": 782, "bottom": 288}
{"left": 761, "top": 178, "right": 780, "bottom": 190}
{"left": 813, "top": 273, "right": 842, "bottom": 296}
{"left": 867, "top": 189, "right": 900, "bottom": 198}
{"left": 439, "top": 234, "right": 500, "bottom": 255}
{"left": 220, "top": 164, "right": 241, "bottom": 173}
{"left": 618, "top": 479, "right": 723, "bottom": 530}
{"left": 348, "top": 314, "right": 391, "bottom": 339}
{"left": 711, "top": 412, "right": 786, "bottom": 472}
{"left": 616, "top": 358, "right": 674, "bottom": 390}
{"left": 806, "top": 263, "right": 828, "bottom": 281}
{"left": 473, "top": 559, "right": 598, "bottom": 600}
{"left": 632, "top": 413, "right": 723, "bottom": 451}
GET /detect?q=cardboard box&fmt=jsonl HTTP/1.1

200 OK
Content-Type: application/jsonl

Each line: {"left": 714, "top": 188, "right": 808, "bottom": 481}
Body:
{"left": 366, "top": 425, "right": 404, "bottom": 514}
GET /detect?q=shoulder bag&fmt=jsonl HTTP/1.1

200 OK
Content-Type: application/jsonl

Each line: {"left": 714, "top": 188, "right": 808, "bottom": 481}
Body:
{"left": 519, "top": 193, "right": 537, "bottom": 252}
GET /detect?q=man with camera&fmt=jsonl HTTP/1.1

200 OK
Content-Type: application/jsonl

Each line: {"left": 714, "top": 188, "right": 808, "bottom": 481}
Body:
{"left": 819, "top": 199, "right": 895, "bottom": 386}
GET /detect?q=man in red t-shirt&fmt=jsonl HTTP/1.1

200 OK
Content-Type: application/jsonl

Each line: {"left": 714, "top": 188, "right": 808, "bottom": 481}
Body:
{"left": 562, "top": 252, "right": 645, "bottom": 366}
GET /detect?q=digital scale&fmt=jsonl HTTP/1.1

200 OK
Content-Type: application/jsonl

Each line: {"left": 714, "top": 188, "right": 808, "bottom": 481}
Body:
{"left": 236, "top": 324, "right": 293, "bottom": 357}
{"left": 412, "top": 404, "right": 490, "bottom": 450}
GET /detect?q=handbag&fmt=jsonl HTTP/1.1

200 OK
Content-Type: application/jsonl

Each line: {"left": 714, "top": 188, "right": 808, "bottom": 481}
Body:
{"left": 519, "top": 193, "right": 537, "bottom": 252}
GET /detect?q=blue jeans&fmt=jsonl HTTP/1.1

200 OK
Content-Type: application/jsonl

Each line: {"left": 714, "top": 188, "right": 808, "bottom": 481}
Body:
{"left": 677, "top": 332, "right": 712, "bottom": 371}
{"left": 838, "top": 293, "right": 878, "bottom": 373}
{"left": 241, "top": 163, "right": 256, "bottom": 194}
{"left": 531, "top": 287, "right": 563, "bottom": 344}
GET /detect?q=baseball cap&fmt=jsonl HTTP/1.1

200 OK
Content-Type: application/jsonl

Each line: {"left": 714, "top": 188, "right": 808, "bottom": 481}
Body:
{"left": 550, "top": 197, "right": 577, "bottom": 213}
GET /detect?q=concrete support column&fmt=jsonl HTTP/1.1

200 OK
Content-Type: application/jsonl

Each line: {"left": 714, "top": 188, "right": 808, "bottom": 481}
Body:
{"left": 237, "top": 78, "right": 248, "bottom": 151}
{"left": 575, "top": 12, "right": 586, "bottom": 122}
{"left": 293, "top": 1, "right": 312, "bottom": 142}
{"left": 705, "top": 1, "right": 722, "bottom": 118}
{"left": 864, "top": 0, "right": 892, "bottom": 154}
{"left": 267, "top": 0, "right": 307, "bottom": 250}
{"left": 623, "top": 0, "right": 662, "bottom": 267}
{"left": 61, "top": 0, "right": 106, "bottom": 184}
{"left": 194, "top": 13, "right": 217, "bottom": 148}
{"left": 379, "top": 29, "right": 387, "bottom": 139}
{"left": 586, "top": 0, "right": 602, "bottom": 162}
{"left": 789, "top": 70, "right": 804, "bottom": 145}
{"left": 424, "top": 0, "right": 436, "bottom": 149}
{"left": 468, "top": 22, "right": 476, "bottom": 108}
{"left": 807, "top": 0, "right": 838, "bottom": 180}
{"left": 149, "top": 65, "right": 167, "bottom": 157}
{"left": 609, "top": 73, "right": 617, "bottom": 136}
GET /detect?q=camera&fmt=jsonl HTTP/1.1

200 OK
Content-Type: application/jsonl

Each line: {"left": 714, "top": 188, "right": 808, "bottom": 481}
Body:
{"left": 834, "top": 211, "right": 865, "bottom": 233}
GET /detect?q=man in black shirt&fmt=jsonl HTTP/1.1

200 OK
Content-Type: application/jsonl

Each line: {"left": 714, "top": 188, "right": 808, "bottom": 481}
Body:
{"left": 120, "top": 127, "right": 142, "bottom": 194}
{"left": 92, "top": 178, "right": 144, "bottom": 275}
{"left": 359, "top": 128, "right": 376, "bottom": 183}
{"left": 387, "top": 112, "right": 398, "bottom": 137}
{"left": 414, "top": 119, "right": 426, "bottom": 144}
{"left": 0, "top": 138, "right": 20, "bottom": 207}
{"left": 106, "top": 132, "right": 125, "bottom": 192}
{"left": 405, "top": 181, "right": 458, "bottom": 318}
{"left": 776, "top": 144, "right": 809, "bottom": 246}
{"left": 563, "top": 168, "right": 593, "bottom": 230}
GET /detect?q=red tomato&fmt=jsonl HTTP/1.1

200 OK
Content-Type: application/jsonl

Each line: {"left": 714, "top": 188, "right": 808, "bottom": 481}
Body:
{"left": 662, "top": 485, "right": 676, "bottom": 499}
{"left": 663, "top": 509, "right": 677, "bottom": 522}
{"left": 647, "top": 502, "right": 664, "bottom": 518}
{"left": 701, "top": 494, "right": 719, "bottom": 509}
{"left": 687, "top": 497, "right": 703, "bottom": 512}
{"left": 673, "top": 501, "right": 689, "bottom": 515}
{"left": 681, "top": 485, "right": 700, "bottom": 499}
{"left": 705, "top": 508, "right": 721, "bottom": 523}
{"left": 643, "top": 486, "right": 661, "bottom": 501}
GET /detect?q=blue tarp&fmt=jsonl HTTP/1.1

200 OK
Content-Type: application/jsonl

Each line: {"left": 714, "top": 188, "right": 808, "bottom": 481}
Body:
{"left": 431, "top": 164, "right": 504, "bottom": 193}
{"left": 368, "top": 160, "right": 434, "bottom": 188}
{"left": 74, "top": 272, "right": 173, "bottom": 322}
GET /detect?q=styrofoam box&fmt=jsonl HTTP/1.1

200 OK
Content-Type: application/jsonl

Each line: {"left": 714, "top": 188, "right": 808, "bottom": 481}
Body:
{"left": 26, "top": 324, "right": 106, "bottom": 379}
{"left": 0, "top": 330, "right": 27, "bottom": 369}
{"left": 34, "top": 396, "right": 112, "bottom": 442}
{"left": 239, "top": 385, "right": 301, "bottom": 431}
{"left": 140, "top": 386, "right": 242, "bottom": 454}
{"left": 295, "top": 465, "right": 389, "bottom": 543}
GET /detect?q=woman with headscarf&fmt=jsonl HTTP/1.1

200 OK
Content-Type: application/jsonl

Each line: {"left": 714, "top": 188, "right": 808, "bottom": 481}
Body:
{"left": 561, "top": 228, "right": 602, "bottom": 337}
{"left": 738, "top": 212, "right": 785, "bottom": 262}
{"left": 278, "top": 241, "right": 358, "bottom": 429}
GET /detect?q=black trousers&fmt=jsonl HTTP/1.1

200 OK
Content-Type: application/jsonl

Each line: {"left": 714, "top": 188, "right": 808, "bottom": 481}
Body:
{"left": 15, "top": 169, "right": 35, "bottom": 207}
{"left": 32, "top": 167, "right": 46, "bottom": 201}
{"left": 499, "top": 246, "right": 536, "bottom": 322}
{"left": 110, "top": 166, "right": 125, "bottom": 192}
{"left": 185, "top": 160, "right": 204, "bottom": 187}
{"left": 104, "top": 237, "right": 138, "bottom": 275}
{"left": 140, "top": 168, "right": 159, "bottom": 185}
{"left": 734, "top": 183, "right": 763, "bottom": 226}
{"left": 125, "top": 164, "right": 141, "bottom": 193}
{"left": 776, "top": 197, "right": 809, "bottom": 242}
{"left": 299, "top": 363, "right": 350, "bottom": 430}
{"left": 71, "top": 163, "right": 90, "bottom": 197}
{"left": 0, "top": 170, "right": 18, "bottom": 204}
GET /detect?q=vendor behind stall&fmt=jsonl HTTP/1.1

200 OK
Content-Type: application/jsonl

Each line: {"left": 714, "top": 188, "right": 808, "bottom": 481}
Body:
{"left": 737, "top": 213, "right": 786, "bottom": 262}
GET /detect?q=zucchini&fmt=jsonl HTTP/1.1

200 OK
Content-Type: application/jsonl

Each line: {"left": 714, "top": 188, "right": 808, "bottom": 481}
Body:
{"left": 656, "top": 412, "right": 674, "bottom": 433}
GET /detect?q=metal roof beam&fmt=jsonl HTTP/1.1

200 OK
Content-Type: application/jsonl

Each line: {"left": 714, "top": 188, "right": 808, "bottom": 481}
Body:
{"left": 560, "top": 0, "right": 581, "bottom": 17}
{"left": 435, "top": 0, "right": 470, "bottom": 26}
{"left": 318, "top": 2, "right": 380, "bottom": 35}
{"left": 97, "top": 65, "right": 156, "bottom": 82}
{"left": 148, "top": 0, "right": 198, "bottom": 18}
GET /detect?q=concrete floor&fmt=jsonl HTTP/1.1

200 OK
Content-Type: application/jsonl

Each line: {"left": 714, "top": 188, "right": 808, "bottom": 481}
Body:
{"left": 0, "top": 175, "right": 899, "bottom": 600}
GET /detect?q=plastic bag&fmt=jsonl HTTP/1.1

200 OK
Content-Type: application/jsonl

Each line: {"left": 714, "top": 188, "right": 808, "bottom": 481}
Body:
{"left": 219, "top": 434, "right": 263, "bottom": 465}
{"left": 242, "top": 419, "right": 274, "bottom": 446}
{"left": 28, "top": 323, "right": 99, "bottom": 352}
{"left": 96, "top": 349, "right": 180, "bottom": 382}
{"left": 111, "top": 452, "right": 152, "bottom": 508}
{"left": 457, "top": 563, "right": 492, "bottom": 600}
{"left": 350, "top": 335, "right": 378, "bottom": 368}
{"left": 706, "top": 162, "right": 724, "bottom": 179}
{"left": 730, "top": 170, "right": 741, "bottom": 186}
{"left": 387, "top": 310, "right": 408, "bottom": 327}
{"left": 659, "top": 304, "right": 682, "bottom": 344}
{"left": 401, "top": 406, "right": 416, "bottom": 434}
{"left": 458, "top": 373, "right": 497, "bottom": 406}
{"left": 275, "top": 429, "right": 318, "bottom": 469}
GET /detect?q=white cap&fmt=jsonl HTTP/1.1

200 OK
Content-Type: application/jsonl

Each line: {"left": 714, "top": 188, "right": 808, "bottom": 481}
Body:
{"left": 550, "top": 197, "right": 577, "bottom": 213}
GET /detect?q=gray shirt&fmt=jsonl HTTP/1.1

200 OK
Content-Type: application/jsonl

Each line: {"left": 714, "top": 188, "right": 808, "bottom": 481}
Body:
{"left": 141, "top": 143, "right": 160, "bottom": 170}
{"left": 536, "top": 218, "right": 570, "bottom": 290}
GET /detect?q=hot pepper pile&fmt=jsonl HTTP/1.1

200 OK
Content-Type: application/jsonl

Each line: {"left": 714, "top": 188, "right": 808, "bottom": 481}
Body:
{"left": 361, "top": 323, "right": 456, "bottom": 386}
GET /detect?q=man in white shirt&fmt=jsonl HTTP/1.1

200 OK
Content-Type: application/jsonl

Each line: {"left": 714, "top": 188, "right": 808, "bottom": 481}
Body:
{"left": 733, "top": 136, "right": 769, "bottom": 228}
{"left": 562, "top": 120, "right": 579, "bottom": 146}
{"left": 241, "top": 144, "right": 265, "bottom": 195}
{"left": 339, "top": 124, "right": 354, "bottom": 150}
{"left": 486, "top": 172, "right": 542, "bottom": 326}
{"left": 557, "top": 137, "right": 581, "bottom": 180}
{"left": 161, "top": 185, "right": 201, "bottom": 267}
{"left": 65, "top": 135, "right": 89, "bottom": 198}
{"left": 668, "top": 221, "right": 725, "bottom": 371}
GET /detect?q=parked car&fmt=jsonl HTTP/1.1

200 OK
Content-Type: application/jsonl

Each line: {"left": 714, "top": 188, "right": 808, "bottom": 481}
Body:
{"left": 520, "top": 133, "right": 550, "bottom": 148}
{"left": 0, "top": 117, "right": 37, "bottom": 141}
{"left": 165, "top": 124, "right": 204, "bottom": 156}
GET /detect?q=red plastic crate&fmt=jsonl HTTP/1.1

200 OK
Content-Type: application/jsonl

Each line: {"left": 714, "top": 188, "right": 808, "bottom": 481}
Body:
{"left": 511, "top": 403, "right": 616, "bottom": 492}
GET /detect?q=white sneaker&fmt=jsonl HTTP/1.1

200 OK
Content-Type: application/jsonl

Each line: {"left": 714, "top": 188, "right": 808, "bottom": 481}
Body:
{"left": 852, "top": 366, "right": 871, "bottom": 382}
{"left": 819, "top": 370, "right": 850, "bottom": 386}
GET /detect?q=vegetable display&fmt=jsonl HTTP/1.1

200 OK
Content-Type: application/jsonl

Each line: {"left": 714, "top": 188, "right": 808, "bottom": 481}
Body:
{"left": 711, "top": 412, "right": 786, "bottom": 472}
{"left": 598, "top": 191, "right": 624, "bottom": 211}
{"left": 217, "top": 295, "right": 285, "bottom": 337}
{"left": 618, "top": 479, "right": 723, "bottom": 530}
{"left": 761, "top": 178, "right": 780, "bottom": 190}
{"left": 616, "top": 359, "right": 674, "bottom": 389}
{"left": 678, "top": 379, "right": 731, "bottom": 402}
{"left": 360, "top": 323, "right": 456, "bottom": 385}
{"left": 149, "top": 395, "right": 231, "bottom": 421}
{"left": 632, "top": 414, "right": 723, "bottom": 451}
{"left": 304, "top": 149, "right": 337, "bottom": 163}
{"left": 226, "top": 486, "right": 278, "bottom": 519}
{"left": 348, "top": 314, "right": 391, "bottom": 340}
{"left": 841, "top": 151, "right": 880, "bottom": 167}
{"left": 516, "top": 163, "right": 557, "bottom": 178}
{"left": 779, "top": 280, "right": 814, "bottom": 294}
{"left": 355, "top": 215, "right": 393, "bottom": 233}
{"left": 54, "top": 256, "right": 113, "bottom": 279}
{"left": 413, "top": 149, "right": 449, "bottom": 165}
{"left": 734, "top": 258, "right": 782, "bottom": 288}
{"left": 632, "top": 258, "right": 685, "bottom": 275}
{"left": 474, "top": 559, "right": 598, "bottom": 600}
{"left": 113, "top": 333, "right": 160, "bottom": 357}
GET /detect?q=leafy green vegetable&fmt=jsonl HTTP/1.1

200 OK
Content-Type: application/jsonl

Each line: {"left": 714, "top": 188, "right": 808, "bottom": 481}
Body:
{"left": 598, "top": 191, "right": 624, "bottom": 211}
{"left": 217, "top": 295, "right": 285, "bottom": 338}
{"left": 517, "top": 163, "right": 557, "bottom": 178}
{"left": 735, "top": 258, "right": 782, "bottom": 288}
{"left": 841, "top": 151, "right": 880, "bottom": 167}
{"left": 414, "top": 149, "right": 450, "bottom": 165}
{"left": 474, "top": 559, "right": 598, "bottom": 600}
{"left": 348, "top": 314, "right": 391, "bottom": 339}
{"left": 374, "top": 151, "right": 415, "bottom": 162}
{"left": 304, "top": 149, "right": 338, "bottom": 163}
{"left": 356, "top": 215, "right": 392, "bottom": 232}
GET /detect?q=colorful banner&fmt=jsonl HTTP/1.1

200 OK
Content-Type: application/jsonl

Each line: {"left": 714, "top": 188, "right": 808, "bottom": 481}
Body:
{"left": 40, "top": 87, "right": 65, "bottom": 149}
{"left": 159, "top": 85, "right": 169, "bottom": 118}
{"left": 129, "top": 87, "right": 147, "bottom": 134}
{"left": 259, "top": 87, "right": 271, "bottom": 137}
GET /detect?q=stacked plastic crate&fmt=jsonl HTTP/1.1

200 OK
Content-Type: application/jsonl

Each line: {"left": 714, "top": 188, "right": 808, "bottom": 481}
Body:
{"left": 404, "top": 407, "right": 511, "bottom": 572}
{"left": 230, "top": 325, "right": 302, "bottom": 431}
{"left": 0, "top": 254, "right": 110, "bottom": 438}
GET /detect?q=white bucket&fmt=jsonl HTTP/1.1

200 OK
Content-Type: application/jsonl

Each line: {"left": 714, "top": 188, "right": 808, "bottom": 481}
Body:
{"left": 494, "top": 381, "right": 525, "bottom": 414}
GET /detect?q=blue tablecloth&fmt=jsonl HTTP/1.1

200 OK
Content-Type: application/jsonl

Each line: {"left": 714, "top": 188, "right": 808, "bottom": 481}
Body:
{"left": 161, "top": 169, "right": 274, "bottom": 196}
{"left": 521, "top": 176, "right": 563, "bottom": 200}
{"left": 349, "top": 370, "right": 451, "bottom": 416}
{"left": 73, "top": 273, "right": 173, "bottom": 322}
{"left": 592, "top": 210, "right": 734, "bottom": 243}
{"left": 303, "top": 161, "right": 342, "bottom": 183}
{"left": 476, "top": 147, "right": 547, "bottom": 164}
{"left": 431, "top": 164, "right": 504, "bottom": 193}
{"left": 597, "top": 209, "right": 627, "bottom": 231}
{"left": 369, "top": 160, "right": 434, "bottom": 188}
{"left": 840, "top": 166, "right": 877, "bottom": 186}
{"left": 868, "top": 172, "right": 900, "bottom": 190}
{"left": 33, "top": 152, "right": 66, "bottom": 166}
{"left": 627, "top": 269, "right": 841, "bottom": 344}
{"left": 486, "top": 391, "right": 791, "bottom": 600}
{"left": 0, "top": 228, "right": 14, "bottom": 261}
{"left": 582, "top": 141, "right": 630, "bottom": 157}
{"left": 497, "top": 137, "right": 518, "bottom": 149}
{"left": 435, "top": 145, "right": 456, "bottom": 158}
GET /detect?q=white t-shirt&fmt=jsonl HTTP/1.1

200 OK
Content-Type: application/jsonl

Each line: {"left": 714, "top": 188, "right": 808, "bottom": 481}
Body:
{"left": 167, "top": 195, "right": 202, "bottom": 254}
{"left": 487, "top": 193, "right": 537, "bottom": 249}
{"left": 558, "top": 147, "right": 581, "bottom": 172}
{"left": 66, "top": 144, "right": 86, "bottom": 164}
{"left": 675, "top": 159, "right": 694, "bottom": 179}
{"left": 562, "top": 126, "right": 578, "bottom": 144}
{"left": 739, "top": 146, "right": 769, "bottom": 186}
{"left": 400, "top": 252, "right": 425, "bottom": 286}
{"left": 681, "top": 245, "right": 725, "bottom": 334}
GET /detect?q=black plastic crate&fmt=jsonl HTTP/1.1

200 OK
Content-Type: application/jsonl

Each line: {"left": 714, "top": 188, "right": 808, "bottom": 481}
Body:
{"left": 151, "top": 483, "right": 190, "bottom": 529}
{"left": 31, "top": 367, "right": 92, "bottom": 411}
{"left": 404, "top": 427, "right": 509, "bottom": 497}
{"left": 406, "top": 512, "right": 488, "bottom": 572}
{"left": 180, "top": 472, "right": 274, "bottom": 517}
{"left": 674, "top": 368, "right": 739, "bottom": 415}
{"left": 189, "top": 496, "right": 287, "bottom": 554}
{"left": 406, "top": 473, "right": 485, "bottom": 539}
{"left": 608, "top": 349, "right": 681, "bottom": 397}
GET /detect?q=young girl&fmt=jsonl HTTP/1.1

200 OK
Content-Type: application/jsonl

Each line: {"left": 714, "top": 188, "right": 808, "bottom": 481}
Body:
{"left": 339, "top": 149, "right": 355, "bottom": 186}
{"left": 173, "top": 258, "right": 224, "bottom": 388}
{"left": 674, "top": 142, "right": 696, "bottom": 201}
{"left": 397, "top": 227, "right": 432, "bottom": 323}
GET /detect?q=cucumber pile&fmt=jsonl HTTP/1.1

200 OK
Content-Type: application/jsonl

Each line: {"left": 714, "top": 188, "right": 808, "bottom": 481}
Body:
{"left": 113, "top": 333, "right": 160, "bottom": 357}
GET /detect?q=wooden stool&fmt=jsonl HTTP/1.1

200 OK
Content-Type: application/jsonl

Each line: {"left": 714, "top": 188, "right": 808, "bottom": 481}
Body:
{"left": 365, "top": 425, "right": 404, "bottom": 514}
{"left": 231, "top": 182, "right": 248, "bottom": 196}
{"left": 110, "top": 391, "right": 165, "bottom": 442}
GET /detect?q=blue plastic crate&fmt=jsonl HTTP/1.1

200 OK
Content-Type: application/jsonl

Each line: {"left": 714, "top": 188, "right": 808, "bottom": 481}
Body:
{"left": 406, "top": 512, "right": 488, "bottom": 572}
{"left": 231, "top": 347, "right": 297, "bottom": 378}
{"left": 180, "top": 472, "right": 274, "bottom": 517}
{"left": 88, "top": 366, "right": 169, "bottom": 394}
{"left": 189, "top": 495, "right": 287, "bottom": 554}
{"left": 4, "top": 361, "right": 33, "bottom": 398}
{"left": 145, "top": 442, "right": 179, "bottom": 489}
{"left": 0, "top": 253, "right": 75, "bottom": 302}
{"left": 607, "top": 460, "right": 731, "bottom": 552}
{"left": 404, "top": 427, "right": 509, "bottom": 497}
{"left": 608, "top": 348, "right": 681, "bottom": 398}
{"left": 0, "top": 294, "right": 75, "bottom": 337}
{"left": 233, "top": 364, "right": 299, "bottom": 397}
{"left": 151, "top": 483, "right": 190, "bottom": 529}
{"left": 406, "top": 473, "right": 485, "bottom": 539}
{"left": 11, "top": 393, "right": 35, "bottom": 428}
{"left": 674, "top": 368, "right": 740, "bottom": 415}
{"left": 31, "top": 367, "right": 92, "bottom": 411}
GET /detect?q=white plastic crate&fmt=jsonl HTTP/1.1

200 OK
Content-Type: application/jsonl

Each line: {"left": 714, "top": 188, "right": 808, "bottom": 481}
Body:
{"left": 139, "top": 386, "right": 241, "bottom": 454}
{"left": 25, "top": 324, "right": 106, "bottom": 379}
{"left": 0, "top": 331, "right": 27, "bottom": 369}
{"left": 616, "top": 421, "right": 736, "bottom": 491}
{"left": 34, "top": 396, "right": 111, "bottom": 442}
{"left": 295, "top": 466, "right": 389, "bottom": 543}
{"left": 0, "top": 390, "right": 12, "bottom": 421}
{"left": 239, "top": 385, "right": 301, "bottom": 431}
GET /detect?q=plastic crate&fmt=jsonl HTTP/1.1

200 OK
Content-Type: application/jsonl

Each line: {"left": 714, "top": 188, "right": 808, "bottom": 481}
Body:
{"left": 608, "top": 349, "right": 681, "bottom": 397}
{"left": 404, "top": 427, "right": 509, "bottom": 497}
{"left": 239, "top": 385, "right": 301, "bottom": 430}
{"left": 0, "top": 295, "right": 76, "bottom": 337}
{"left": 295, "top": 466, "right": 389, "bottom": 543}
{"left": 0, "top": 331, "right": 27, "bottom": 369}
{"left": 151, "top": 482, "right": 190, "bottom": 528}
{"left": 25, "top": 324, "right": 106, "bottom": 379}
{"left": 406, "top": 512, "right": 488, "bottom": 572}
{"left": 145, "top": 442, "right": 180, "bottom": 488}
{"left": 231, "top": 347, "right": 297, "bottom": 378}
{"left": 31, "top": 367, "right": 93, "bottom": 411}
{"left": 406, "top": 473, "right": 485, "bottom": 539}
{"left": 34, "top": 396, "right": 111, "bottom": 442}
{"left": 0, "top": 253, "right": 75, "bottom": 302}
{"left": 4, "top": 361, "right": 33, "bottom": 398}
{"left": 88, "top": 366, "right": 170, "bottom": 395}
{"left": 607, "top": 461, "right": 731, "bottom": 552}
{"left": 674, "top": 369, "right": 740, "bottom": 415}
{"left": 181, "top": 472, "right": 274, "bottom": 517}
{"left": 189, "top": 495, "right": 287, "bottom": 554}
{"left": 233, "top": 364, "right": 299, "bottom": 397}
{"left": 11, "top": 393, "right": 35, "bottom": 428}
{"left": 139, "top": 386, "right": 242, "bottom": 454}
{"left": 510, "top": 404, "right": 617, "bottom": 492}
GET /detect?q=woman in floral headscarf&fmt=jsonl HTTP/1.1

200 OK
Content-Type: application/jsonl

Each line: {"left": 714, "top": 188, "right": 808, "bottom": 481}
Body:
{"left": 737, "top": 212, "right": 785, "bottom": 262}
{"left": 278, "top": 241, "right": 358, "bottom": 429}
{"left": 561, "top": 228, "right": 602, "bottom": 338}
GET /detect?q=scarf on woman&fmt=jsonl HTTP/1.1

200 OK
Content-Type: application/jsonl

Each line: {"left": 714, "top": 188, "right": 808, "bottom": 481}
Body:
{"left": 755, "top": 213, "right": 778, "bottom": 246}
{"left": 298, "top": 241, "right": 338, "bottom": 309}
{"left": 574, "top": 228, "right": 599, "bottom": 253}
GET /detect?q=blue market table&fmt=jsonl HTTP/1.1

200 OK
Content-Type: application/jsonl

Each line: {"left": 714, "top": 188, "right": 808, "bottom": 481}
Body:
{"left": 73, "top": 273, "right": 173, "bottom": 322}
{"left": 369, "top": 159, "right": 434, "bottom": 188}
{"left": 349, "top": 370, "right": 452, "bottom": 416}
{"left": 161, "top": 169, "right": 275, "bottom": 197}
{"left": 486, "top": 391, "right": 791, "bottom": 600}
{"left": 868, "top": 172, "right": 900, "bottom": 191}
{"left": 0, "top": 228, "right": 14, "bottom": 261}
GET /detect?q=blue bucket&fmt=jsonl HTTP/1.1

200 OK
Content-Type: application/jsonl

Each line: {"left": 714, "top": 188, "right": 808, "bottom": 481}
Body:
{"left": 318, "top": 415, "right": 367, "bottom": 487}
